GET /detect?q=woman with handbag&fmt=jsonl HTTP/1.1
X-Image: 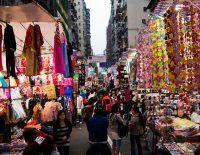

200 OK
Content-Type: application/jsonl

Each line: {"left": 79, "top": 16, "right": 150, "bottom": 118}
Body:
{"left": 129, "top": 106, "right": 144, "bottom": 155}
{"left": 109, "top": 104, "right": 125, "bottom": 155}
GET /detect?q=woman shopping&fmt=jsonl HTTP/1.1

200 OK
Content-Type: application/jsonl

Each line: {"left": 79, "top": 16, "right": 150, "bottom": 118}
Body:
{"left": 53, "top": 110, "right": 72, "bottom": 155}
{"left": 129, "top": 106, "right": 144, "bottom": 155}
{"left": 109, "top": 104, "right": 125, "bottom": 155}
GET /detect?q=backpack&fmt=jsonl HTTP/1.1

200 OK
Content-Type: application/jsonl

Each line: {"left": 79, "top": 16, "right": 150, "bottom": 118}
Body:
{"left": 116, "top": 116, "right": 128, "bottom": 138}
{"left": 102, "top": 96, "right": 112, "bottom": 111}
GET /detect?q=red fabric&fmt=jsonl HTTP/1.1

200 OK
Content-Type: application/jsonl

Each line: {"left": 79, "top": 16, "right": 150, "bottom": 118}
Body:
{"left": 24, "top": 25, "right": 33, "bottom": 48}
{"left": 124, "top": 87, "right": 130, "bottom": 102}
{"left": 83, "top": 98, "right": 88, "bottom": 104}
{"left": 60, "top": 86, "right": 64, "bottom": 96}
{"left": 34, "top": 24, "right": 44, "bottom": 73}
{"left": 115, "top": 99, "right": 120, "bottom": 107}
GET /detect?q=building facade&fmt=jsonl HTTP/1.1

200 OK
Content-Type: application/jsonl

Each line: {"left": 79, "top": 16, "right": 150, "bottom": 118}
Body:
{"left": 0, "top": 0, "right": 57, "bottom": 16}
{"left": 74, "top": 0, "right": 85, "bottom": 54}
{"left": 68, "top": 0, "right": 79, "bottom": 49}
{"left": 107, "top": 0, "right": 149, "bottom": 63}
{"left": 85, "top": 8, "right": 92, "bottom": 57}
{"left": 74, "top": 0, "right": 91, "bottom": 57}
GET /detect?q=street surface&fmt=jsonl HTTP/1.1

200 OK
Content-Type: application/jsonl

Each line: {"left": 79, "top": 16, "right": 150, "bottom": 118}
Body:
{"left": 70, "top": 123, "right": 152, "bottom": 155}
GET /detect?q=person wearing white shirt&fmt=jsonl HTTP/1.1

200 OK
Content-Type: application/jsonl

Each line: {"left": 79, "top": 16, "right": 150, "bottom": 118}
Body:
{"left": 88, "top": 90, "right": 96, "bottom": 100}
{"left": 77, "top": 93, "right": 84, "bottom": 123}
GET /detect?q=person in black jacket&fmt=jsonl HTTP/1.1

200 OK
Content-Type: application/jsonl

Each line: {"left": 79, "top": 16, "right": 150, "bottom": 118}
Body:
{"left": 23, "top": 128, "right": 43, "bottom": 155}
{"left": 4, "top": 24, "right": 17, "bottom": 78}
{"left": 87, "top": 102, "right": 109, "bottom": 144}
{"left": 53, "top": 110, "right": 72, "bottom": 155}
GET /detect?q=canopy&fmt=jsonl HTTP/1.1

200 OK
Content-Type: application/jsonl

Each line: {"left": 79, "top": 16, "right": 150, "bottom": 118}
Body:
{"left": 0, "top": 2, "right": 55, "bottom": 22}
{"left": 1, "top": 22, "right": 64, "bottom": 56}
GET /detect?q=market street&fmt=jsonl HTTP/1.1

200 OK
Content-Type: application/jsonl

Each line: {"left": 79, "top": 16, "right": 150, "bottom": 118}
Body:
{"left": 70, "top": 123, "right": 152, "bottom": 155}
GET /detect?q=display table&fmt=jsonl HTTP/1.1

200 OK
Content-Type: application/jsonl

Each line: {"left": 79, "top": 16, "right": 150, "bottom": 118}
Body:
{"left": 147, "top": 117, "right": 200, "bottom": 154}
{"left": 0, "top": 139, "right": 26, "bottom": 155}
{"left": 163, "top": 143, "right": 200, "bottom": 155}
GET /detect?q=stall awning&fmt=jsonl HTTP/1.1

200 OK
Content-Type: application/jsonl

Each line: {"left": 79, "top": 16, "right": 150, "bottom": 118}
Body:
{"left": 145, "top": 0, "right": 160, "bottom": 12}
{"left": 0, "top": 2, "right": 55, "bottom": 22}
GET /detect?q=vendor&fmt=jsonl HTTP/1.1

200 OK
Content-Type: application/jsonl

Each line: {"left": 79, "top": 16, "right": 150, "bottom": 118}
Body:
{"left": 25, "top": 103, "right": 42, "bottom": 130}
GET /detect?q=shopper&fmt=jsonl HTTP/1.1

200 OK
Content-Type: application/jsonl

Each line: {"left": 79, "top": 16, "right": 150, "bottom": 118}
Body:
{"left": 88, "top": 89, "right": 96, "bottom": 100}
{"left": 23, "top": 128, "right": 43, "bottom": 155}
{"left": 102, "top": 92, "right": 112, "bottom": 117}
{"left": 87, "top": 102, "right": 109, "bottom": 144}
{"left": 110, "top": 104, "right": 124, "bottom": 155}
{"left": 53, "top": 110, "right": 72, "bottom": 155}
{"left": 129, "top": 106, "right": 144, "bottom": 155}
{"left": 77, "top": 92, "right": 84, "bottom": 123}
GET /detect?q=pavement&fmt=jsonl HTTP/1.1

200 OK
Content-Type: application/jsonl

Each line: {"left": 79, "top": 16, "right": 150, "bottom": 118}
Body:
{"left": 70, "top": 123, "right": 152, "bottom": 155}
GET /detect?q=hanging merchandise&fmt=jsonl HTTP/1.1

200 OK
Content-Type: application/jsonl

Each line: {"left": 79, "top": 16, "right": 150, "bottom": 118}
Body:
{"left": 4, "top": 24, "right": 17, "bottom": 78}
{"left": 53, "top": 22, "right": 65, "bottom": 74}
{"left": 164, "top": 2, "right": 200, "bottom": 93}
{"left": 136, "top": 0, "right": 200, "bottom": 93}
{"left": 34, "top": 24, "right": 44, "bottom": 74}
{"left": 61, "top": 32, "right": 70, "bottom": 77}
{"left": 0, "top": 25, "right": 3, "bottom": 71}
{"left": 0, "top": 74, "right": 8, "bottom": 88}
{"left": 16, "top": 57, "right": 26, "bottom": 75}
{"left": 41, "top": 100, "right": 63, "bottom": 123}
{"left": 151, "top": 17, "right": 168, "bottom": 90}
{"left": 44, "top": 84, "right": 56, "bottom": 99}
{"left": 22, "top": 24, "right": 44, "bottom": 76}
{"left": 67, "top": 41, "right": 74, "bottom": 77}
{"left": 136, "top": 28, "right": 153, "bottom": 88}
{"left": 77, "top": 59, "right": 86, "bottom": 87}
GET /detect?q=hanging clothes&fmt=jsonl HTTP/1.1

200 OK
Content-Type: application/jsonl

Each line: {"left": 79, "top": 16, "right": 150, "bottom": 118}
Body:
{"left": 22, "top": 25, "right": 38, "bottom": 76}
{"left": 53, "top": 23, "right": 65, "bottom": 74}
{"left": 34, "top": 24, "right": 44, "bottom": 74}
{"left": 67, "top": 41, "right": 74, "bottom": 77}
{"left": 4, "top": 24, "right": 17, "bottom": 78}
{"left": 0, "top": 25, "right": 3, "bottom": 71}
{"left": 61, "top": 32, "right": 70, "bottom": 77}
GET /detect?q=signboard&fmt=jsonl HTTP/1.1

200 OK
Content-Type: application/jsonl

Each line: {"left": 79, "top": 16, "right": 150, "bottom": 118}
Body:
{"left": 87, "top": 55, "right": 106, "bottom": 63}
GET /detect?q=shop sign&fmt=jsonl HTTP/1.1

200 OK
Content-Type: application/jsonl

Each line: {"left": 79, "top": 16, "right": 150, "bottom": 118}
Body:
{"left": 87, "top": 56, "right": 106, "bottom": 63}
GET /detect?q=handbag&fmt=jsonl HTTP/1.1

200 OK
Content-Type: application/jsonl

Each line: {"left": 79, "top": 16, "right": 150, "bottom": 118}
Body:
{"left": 116, "top": 115, "right": 128, "bottom": 138}
{"left": 51, "top": 147, "right": 60, "bottom": 155}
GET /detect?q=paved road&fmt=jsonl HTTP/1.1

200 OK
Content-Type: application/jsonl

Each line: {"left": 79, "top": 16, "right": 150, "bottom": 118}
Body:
{"left": 70, "top": 123, "right": 152, "bottom": 155}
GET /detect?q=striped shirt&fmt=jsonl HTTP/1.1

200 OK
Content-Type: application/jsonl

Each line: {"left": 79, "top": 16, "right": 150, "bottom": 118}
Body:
{"left": 53, "top": 122, "right": 72, "bottom": 147}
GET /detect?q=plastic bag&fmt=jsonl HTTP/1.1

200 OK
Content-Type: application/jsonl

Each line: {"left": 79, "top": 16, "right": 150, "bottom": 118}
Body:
{"left": 51, "top": 147, "right": 60, "bottom": 155}
{"left": 191, "top": 112, "right": 200, "bottom": 124}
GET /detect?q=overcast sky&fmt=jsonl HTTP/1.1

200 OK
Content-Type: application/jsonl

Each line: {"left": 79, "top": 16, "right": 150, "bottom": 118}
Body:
{"left": 85, "top": 0, "right": 111, "bottom": 55}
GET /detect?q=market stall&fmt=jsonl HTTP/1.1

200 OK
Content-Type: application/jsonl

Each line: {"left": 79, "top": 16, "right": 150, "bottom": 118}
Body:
{"left": 134, "top": 1, "right": 200, "bottom": 154}
{"left": 0, "top": 2, "right": 75, "bottom": 155}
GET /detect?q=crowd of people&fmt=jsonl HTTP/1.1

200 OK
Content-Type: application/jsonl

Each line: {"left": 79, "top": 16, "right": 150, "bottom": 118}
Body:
{"left": 22, "top": 84, "right": 147, "bottom": 155}
{"left": 73, "top": 84, "right": 146, "bottom": 155}
{"left": 20, "top": 85, "right": 147, "bottom": 155}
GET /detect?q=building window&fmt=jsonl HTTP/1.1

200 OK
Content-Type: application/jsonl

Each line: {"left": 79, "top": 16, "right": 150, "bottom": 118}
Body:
{"left": 79, "top": 30, "right": 81, "bottom": 33}
{"left": 78, "top": 2, "right": 80, "bottom": 5}
{"left": 78, "top": 9, "right": 80, "bottom": 12}
{"left": 79, "top": 23, "right": 81, "bottom": 26}
{"left": 78, "top": 16, "right": 80, "bottom": 19}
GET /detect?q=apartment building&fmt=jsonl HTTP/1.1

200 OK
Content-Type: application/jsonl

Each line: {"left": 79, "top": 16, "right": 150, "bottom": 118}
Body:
{"left": 107, "top": 0, "right": 149, "bottom": 62}
{"left": 74, "top": 0, "right": 91, "bottom": 57}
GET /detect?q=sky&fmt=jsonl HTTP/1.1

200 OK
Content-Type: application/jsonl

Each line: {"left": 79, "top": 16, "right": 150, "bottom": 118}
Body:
{"left": 85, "top": 0, "right": 111, "bottom": 55}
